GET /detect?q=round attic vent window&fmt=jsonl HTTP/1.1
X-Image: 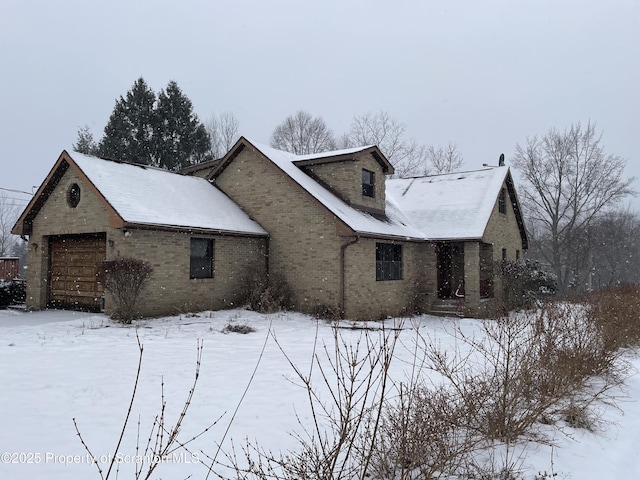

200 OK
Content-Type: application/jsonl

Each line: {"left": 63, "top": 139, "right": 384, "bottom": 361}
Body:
{"left": 67, "top": 183, "right": 81, "bottom": 208}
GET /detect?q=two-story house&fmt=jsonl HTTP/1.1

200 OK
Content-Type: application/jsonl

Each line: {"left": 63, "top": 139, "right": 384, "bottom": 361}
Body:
{"left": 12, "top": 137, "right": 528, "bottom": 319}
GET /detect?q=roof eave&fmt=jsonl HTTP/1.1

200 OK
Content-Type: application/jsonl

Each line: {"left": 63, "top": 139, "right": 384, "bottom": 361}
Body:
{"left": 12, "top": 150, "right": 129, "bottom": 236}
{"left": 119, "top": 221, "right": 268, "bottom": 237}
{"left": 504, "top": 169, "right": 529, "bottom": 250}
{"left": 292, "top": 146, "right": 394, "bottom": 174}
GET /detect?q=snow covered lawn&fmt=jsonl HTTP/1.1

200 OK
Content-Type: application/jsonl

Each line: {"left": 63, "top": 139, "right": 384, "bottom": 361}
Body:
{"left": 1, "top": 308, "right": 639, "bottom": 479}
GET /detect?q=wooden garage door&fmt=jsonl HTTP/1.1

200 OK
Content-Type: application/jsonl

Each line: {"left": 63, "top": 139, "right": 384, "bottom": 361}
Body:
{"left": 48, "top": 234, "right": 106, "bottom": 311}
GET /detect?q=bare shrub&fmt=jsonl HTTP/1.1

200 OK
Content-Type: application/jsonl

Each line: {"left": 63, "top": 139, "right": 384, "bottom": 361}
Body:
{"left": 222, "top": 322, "right": 255, "bottom": 334}
{"left": 460, "top": 443, "right": 529, "bottom": 480}
{"left": 418, "top": 303, "right": 624, "bottom": 443}
{"left": 245, "top": 271, "right": 292, "bottom": 313}
{"left": 226, "top": 323, "right": 401, "bottom": 479}
{"left": 102, "top": 258, "right": 153, "bottom": 324}
{"left": 74, "top": 334, "right": 220, "bottom": 479}
{"left": 368, "top": 382, "right": 482, "bottom": 479}
{"left": 561, "top": 402, "right": 596, "bottom": 431}
{"left": 586, "top": 284, "right": 640, "bottom": 350}
{"left": 312, "top": 302, "right": 342, "bottom": 321}
{"left": 215, "top": 300, "right": 627, "bottom": 479}
{"left": 497, "top": 260, "right": 557, "bottom": 311}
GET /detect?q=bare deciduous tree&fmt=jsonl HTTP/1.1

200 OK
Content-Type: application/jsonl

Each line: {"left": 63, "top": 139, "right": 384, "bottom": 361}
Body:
{"left": 271, "top": 110, "right": 336, "bottom": 155}
{"left": 206, "top": 111, "right": 240, "bottom": 159}
{"left": 343, "top": 111, "right": 463, "bottom": 178}
{"left": 512, "top": 121, "right": 636, "bottom": 291}
{"left": 344, "top": 111, "right": 427, "bottom": 177}
{"left": 427, "top": 142, "right": 464, "bottom": 174}
{"left": 0, "top": 192, "right": 20, "bottom": 256}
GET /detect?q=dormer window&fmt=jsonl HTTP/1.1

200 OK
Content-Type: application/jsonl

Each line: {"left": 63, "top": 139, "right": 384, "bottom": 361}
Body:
{"left": 362, "top": 169, "right": 375, "bottom": 197}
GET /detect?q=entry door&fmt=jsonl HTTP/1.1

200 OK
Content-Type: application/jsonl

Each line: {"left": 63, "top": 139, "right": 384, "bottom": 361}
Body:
{"left": 436, "top": 242, "right": 464, "bottom": 298}
{"left": 48, "top": 234, "right": 106, "bottom": 311}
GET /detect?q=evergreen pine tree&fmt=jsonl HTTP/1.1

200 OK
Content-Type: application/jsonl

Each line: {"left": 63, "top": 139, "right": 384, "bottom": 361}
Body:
{"left": 98, "top": 77, "right": 157, "bottom": 165}
{"left": 153, "top": 81, "right": 211, "bottom": 171}
{"left": 73, "top": 125, "right": 99, "bottom": 155}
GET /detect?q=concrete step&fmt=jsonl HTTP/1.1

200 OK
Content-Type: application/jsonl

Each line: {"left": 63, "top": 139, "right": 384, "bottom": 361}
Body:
{"left": 430, "top": 299, "right": 464, "bottom": 317}
{"left": 7, "top": 304, "right": 27, "bottom": 312}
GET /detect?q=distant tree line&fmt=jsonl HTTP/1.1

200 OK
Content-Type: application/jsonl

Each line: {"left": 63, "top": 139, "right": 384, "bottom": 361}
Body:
{"left": 76, "top": 79, "right": 463, "bottom": 176}
{"left": 270, "top": 109, "right": 464, "bottom": 177}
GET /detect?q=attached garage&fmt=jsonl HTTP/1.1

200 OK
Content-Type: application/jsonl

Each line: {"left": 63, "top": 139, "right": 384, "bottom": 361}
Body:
{"left": 48, "top": 234, "right": 106, "bottom": 311}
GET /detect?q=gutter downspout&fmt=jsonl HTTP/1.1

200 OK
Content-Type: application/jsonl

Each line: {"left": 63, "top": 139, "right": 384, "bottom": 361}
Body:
{"left": 265, "top": 236, "right": 270, "bottom": 276}
{"left": 340, "top": 235, "right": 360, "bottom": 318}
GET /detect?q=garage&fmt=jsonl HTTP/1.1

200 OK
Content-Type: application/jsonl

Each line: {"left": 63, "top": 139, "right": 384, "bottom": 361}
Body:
{"left": 48, "top": 234, "right": 106, "bottom": 311}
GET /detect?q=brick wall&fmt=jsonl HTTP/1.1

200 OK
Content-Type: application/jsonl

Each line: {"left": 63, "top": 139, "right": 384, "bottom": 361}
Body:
{"left": 114, "top": 230, "right": 266, "bottom": 317}
{"left": 343, "top": 238, "right": 436, "bottom": 319}
{"left": 307, "top": 152, "right": 386, "bottom": 212}
{"left": 26, "top": 164, "right": 267, "bottom": 316}
{"left": 481, "top": 182, "right": 528, "bottom": 310}
{"left": 215, "top": 146, "right": 345, "bottom": 313}
{"left": 26, "top": 167, "right": 112, "bottom": 309}
{"left": 215, "top": 145, "right": 439, "bottom": 320}
{"left": 484, "top": 184, "right": 526, "bottom": 262}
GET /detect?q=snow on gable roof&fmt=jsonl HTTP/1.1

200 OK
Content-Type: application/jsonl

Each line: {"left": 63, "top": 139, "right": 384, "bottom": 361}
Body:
{"left": 69, "top": 151, "right": 267, "bottom": 236}
{"left": 245, "top": 140, "right": 426, "bottom": 240}
{"left": 294, "top": 145, "right": 375, "bottom": 161}
{"left": 386, "top": 167, "right": 508, "bottom": 240}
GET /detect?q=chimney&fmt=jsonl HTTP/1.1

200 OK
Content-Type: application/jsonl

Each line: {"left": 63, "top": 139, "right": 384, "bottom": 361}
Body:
{"left": 499, "top": 153, "right": 505, "bottom": 166}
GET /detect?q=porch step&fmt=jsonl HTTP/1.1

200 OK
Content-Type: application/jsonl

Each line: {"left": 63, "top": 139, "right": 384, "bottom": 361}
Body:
{"left": 430, "top": 299, "right": 463, "bottom": 317}
{"left": 7, "top": 304, "right": 27, "bottom": 312}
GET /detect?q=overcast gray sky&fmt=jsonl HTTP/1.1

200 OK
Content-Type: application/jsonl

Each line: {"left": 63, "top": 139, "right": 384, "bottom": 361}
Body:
{"left": 1, "top": 0, "right": 638, "bottom": 212}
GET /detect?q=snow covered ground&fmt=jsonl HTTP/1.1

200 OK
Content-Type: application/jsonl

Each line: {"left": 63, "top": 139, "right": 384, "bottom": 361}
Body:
{"left": 1, "top": 307, "right": 639, "bottom": 479}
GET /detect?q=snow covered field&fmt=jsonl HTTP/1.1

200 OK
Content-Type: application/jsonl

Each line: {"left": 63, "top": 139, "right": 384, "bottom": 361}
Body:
{"left": 1, "top": 307, "right": 639, "bottom": 479}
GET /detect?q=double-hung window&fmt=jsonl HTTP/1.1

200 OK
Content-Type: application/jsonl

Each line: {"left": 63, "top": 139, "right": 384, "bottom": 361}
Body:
{"left": 190, "top": 238, "right": 214, "bottom": 279}
{"left": 362, "top": 169, "right": 375, "bottom": 197}
{"left": 376, "top": 243, "right": 403, "bottom": 281}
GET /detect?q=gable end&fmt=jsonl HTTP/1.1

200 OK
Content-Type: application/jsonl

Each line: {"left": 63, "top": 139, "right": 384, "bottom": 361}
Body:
{"left": 12, "top": 151, "right": 126, "bottom": 236}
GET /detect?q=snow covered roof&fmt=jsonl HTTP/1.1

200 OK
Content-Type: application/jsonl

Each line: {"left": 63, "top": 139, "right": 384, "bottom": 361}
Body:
{"left": 386, "top": 168, "right": 509, "bottom": 240}
{"left": 294, "top": 145, "right": 376, "bottom": 161}
{"left": 240, "top": 139, "right": 427, "bottom": 240}
{"left": 291, "top": 145, "right": 394, "bottom": 174}
{"left": 67, "top": 152, "right": 267, "bottom": 235}
{"left": 14, "top": 141, "right": 525, "bottom": 246}
{"left": 14, "top": 151, "right": 267, "bottom": 236}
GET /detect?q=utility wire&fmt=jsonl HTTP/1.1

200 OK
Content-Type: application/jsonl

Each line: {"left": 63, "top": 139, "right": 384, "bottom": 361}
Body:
{"left": 0, "top": 186, "right": 34, "bottom": 196}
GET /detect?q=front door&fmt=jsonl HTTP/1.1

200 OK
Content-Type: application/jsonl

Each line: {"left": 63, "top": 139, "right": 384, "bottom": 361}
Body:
{"left": 436, "top": 242, "right": 464, "bottom": 299}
